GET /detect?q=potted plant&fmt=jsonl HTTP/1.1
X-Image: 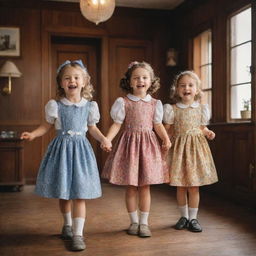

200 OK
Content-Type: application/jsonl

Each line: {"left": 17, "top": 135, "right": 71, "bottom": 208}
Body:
{"left": 240, "top": 99, "right": 251, "bottom": 119}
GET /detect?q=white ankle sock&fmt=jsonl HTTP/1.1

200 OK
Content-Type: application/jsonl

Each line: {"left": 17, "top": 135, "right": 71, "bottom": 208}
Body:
{"left": 63, "top": 212, "right": 72, "bottom": 226}
{"left": 128, "top": 211, "right": 139, "bottom": 224}
{"left": 178, "top": 205, "right": 189, "bottom": 219}
{"left": 73, "top": 217, "right": 85, "bottom": 236}
{"left": 188, "top": 207, "right": 198, "bottom": 220}
{"left": 139, "top": 211, "right": 149, "bottom": 225}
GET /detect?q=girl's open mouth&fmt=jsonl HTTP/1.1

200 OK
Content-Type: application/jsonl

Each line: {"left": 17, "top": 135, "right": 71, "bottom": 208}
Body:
{"left": 68, "top": 85, "right": 77, "bottom": 90}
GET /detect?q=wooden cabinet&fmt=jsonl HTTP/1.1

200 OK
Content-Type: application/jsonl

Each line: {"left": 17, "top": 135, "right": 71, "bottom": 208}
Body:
{"left": 0, "top": 138, "right": 24, "bottom": 191}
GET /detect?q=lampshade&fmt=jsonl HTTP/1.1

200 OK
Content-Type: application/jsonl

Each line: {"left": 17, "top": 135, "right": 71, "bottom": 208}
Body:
{"left": 0, "top": 61, "right": 22, "bottom": 77}
{"left": 80, "top": 0, "right": 115, "bottom": 25}
{"left": 0, "top": 61, "right": 22, "bottom": 95}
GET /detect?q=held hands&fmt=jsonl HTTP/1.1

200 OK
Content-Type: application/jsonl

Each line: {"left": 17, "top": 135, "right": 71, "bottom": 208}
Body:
{"left": 161, "top": 139, "right": 171, "bottom": 159}
{"left": 162, "top": 139, "right": 172, "bottom": 151}
{"left": 100, "top": 137, "right": 112, "bottom": 152}
{"left": 20, "top": 132, "right": 36, "bottom": 141}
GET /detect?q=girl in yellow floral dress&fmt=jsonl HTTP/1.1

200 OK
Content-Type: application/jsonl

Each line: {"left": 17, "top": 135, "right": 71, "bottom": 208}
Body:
{"left": 163, "top": 71, "right": 218, "bottom": 232}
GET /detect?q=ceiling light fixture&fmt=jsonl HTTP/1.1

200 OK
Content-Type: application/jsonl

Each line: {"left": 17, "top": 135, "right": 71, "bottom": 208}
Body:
{"left": 80, "top": 0, "right": 116, "bottom": 25}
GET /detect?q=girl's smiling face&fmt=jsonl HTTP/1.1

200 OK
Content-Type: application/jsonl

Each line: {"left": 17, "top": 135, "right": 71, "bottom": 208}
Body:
{"left": 176, "top": 75, "right": 198, "bottom": 104}
{"left": 130, "top": 67, "right": 151, "bottom": 98}
{"left": 61, "top": 66, "right": 87, "bottom": 100}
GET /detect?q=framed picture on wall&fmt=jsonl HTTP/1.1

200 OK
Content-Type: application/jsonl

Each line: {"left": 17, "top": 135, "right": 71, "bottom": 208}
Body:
{"left": 0, "top": 27, "right": 20, "bottom": 57}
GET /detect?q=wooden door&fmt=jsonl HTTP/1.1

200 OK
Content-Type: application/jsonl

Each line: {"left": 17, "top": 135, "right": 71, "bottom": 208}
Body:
{"left": 51, "top": 36, "right": 102, "bottom": 168}
{"left": 109, "top": 38, "right": 152, "bottom": 107}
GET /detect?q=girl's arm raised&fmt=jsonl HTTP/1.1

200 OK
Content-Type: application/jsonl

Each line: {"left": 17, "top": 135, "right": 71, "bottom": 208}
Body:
{"left": 20, "top": 121, "right": 52, "bottom": 141}
{"left": 154, "top": 123, "right": 172, "bottom": 151}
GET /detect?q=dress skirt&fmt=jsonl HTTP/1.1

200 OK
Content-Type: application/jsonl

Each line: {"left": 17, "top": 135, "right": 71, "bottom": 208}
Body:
{"left": 35, "top": 134, "right": 102, "bottom": 200}
{"left": 169, "top": 132, "right": 218, "bottom": 186}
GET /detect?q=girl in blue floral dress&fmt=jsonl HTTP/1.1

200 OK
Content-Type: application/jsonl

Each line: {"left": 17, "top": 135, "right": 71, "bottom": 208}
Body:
{"left": 21, "top": 60, "right": 111, "bottom": 251}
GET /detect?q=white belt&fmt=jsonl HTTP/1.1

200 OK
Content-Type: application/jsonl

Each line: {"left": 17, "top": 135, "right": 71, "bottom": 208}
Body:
{"left": 62, "top": 130, "right": 83, "bottom": 137}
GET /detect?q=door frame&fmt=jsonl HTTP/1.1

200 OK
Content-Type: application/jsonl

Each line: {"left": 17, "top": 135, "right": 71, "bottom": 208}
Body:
{"left": 41, "top": 30, "right": 110, "bottom": 169}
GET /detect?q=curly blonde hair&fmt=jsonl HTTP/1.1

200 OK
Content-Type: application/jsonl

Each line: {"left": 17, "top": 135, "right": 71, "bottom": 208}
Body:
{"left": 120, "top": 61, "right": 160, "bottom": 95}
{"left": 56, "top": 63, "right": 94, "bottom": 100}
{"left": 170, "top": 70, "right": 203, "bottom": 103}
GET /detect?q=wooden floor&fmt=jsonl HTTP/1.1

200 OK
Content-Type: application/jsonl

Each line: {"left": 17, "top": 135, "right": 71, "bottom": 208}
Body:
{"left": 0, "top": 183, "right": 256, "bottom": 256}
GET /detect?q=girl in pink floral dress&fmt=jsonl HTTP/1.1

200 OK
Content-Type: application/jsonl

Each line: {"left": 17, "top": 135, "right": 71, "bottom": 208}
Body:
{"left": 101, "top": 61, "right": 171, "bottom": 238}
{"left": 163, "top": 71, "right": 218, "bottom": 233}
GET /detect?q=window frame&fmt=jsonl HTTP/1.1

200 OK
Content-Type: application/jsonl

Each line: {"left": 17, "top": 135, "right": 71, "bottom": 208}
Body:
{"left": 227, "top": 5, "right": 252, "bottom": 122}
{"left": 191, "top": 27, "right": 213, "bottom": 120}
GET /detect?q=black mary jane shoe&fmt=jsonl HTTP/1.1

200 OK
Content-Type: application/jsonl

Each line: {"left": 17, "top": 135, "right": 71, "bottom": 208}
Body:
{"left": 188, "top": 219, "right": 202, "bottom": 232}
{"left": 174, "top": 217, "right": 189, "bottom": 230}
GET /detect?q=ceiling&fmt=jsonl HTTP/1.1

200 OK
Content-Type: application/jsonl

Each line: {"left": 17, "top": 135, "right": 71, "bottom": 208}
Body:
{"left": 47, "top": 0, "right": 185, "bottom": 10}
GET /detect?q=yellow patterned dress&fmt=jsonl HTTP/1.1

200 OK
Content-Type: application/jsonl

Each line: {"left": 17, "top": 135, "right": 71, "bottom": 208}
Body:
{"left": 163, "top": 102, "right": 218, "bottom": 187}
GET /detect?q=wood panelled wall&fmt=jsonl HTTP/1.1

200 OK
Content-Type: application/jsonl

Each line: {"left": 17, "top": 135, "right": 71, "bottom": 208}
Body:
{"left": 1, "top": 0, "right": 255, "bottom": 207}
{"left": 172, "top": 0, "right": 256, "bottom": 207}
{"left": 0, "top": 1, "right": 43, "bottom": 184}
{"left": 0, "top": 0, "right": 171, "bottom": 184}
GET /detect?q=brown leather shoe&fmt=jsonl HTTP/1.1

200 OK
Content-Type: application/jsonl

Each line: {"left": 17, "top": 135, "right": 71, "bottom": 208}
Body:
{"left": 139, "top": 224, "right": 152, "bottom": 238}
{"left": 127, "top": 223, "right": 139, "bottom": 235}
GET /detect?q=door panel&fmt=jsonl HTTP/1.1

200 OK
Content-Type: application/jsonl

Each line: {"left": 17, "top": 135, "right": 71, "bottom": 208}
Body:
{"left": 109, "top": 38, "right": 152, "bottom": 106}
{"left": 51, "top": 43, "right": 98, "bottom": 99}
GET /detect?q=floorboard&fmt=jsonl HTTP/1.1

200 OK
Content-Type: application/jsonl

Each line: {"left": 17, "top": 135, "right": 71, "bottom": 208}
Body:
{"left": 0, "top": 183, "right": 256, "bottom": 256}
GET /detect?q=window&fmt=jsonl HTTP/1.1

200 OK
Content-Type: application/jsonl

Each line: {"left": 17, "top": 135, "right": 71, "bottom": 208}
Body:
{"left": 193, "top": 29, "right": 212, "bottom": 112}
{"left": 229, "top": 7, "right": 251, "bottom": 119}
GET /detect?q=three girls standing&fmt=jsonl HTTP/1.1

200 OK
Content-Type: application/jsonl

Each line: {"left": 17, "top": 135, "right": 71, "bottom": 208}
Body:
{"left": 21, "top": 59, "right": 217, "bottom": 251}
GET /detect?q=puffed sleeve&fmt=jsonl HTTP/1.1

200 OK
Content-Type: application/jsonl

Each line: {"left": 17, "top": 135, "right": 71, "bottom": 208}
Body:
{"left": 154, "top": 100, "right": 164, "bottom": 124}
{"left": 88, "top": 101, "right": 100, "bottom": 125}
{"left": 110, "top": 97, "right": 125, "bottom": 124}
{"left": 163, "top": 104, "right": 174, "bottom": 124}
{"left": 201, "top": 104, "right": 211, "bottom": 125}
{"left": 45, "top": 99, "right": 58, "bottom": 124}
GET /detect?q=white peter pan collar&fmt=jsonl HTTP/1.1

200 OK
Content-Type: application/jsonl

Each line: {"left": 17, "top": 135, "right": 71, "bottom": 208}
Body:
{"left": 176, "top": 101, "right": 200, "bottom": 109}
{"left": 61, "top": 97, "right": 88, "bottom": 107}
{"left": 127, "top": 93, "right": 152, "bottom": 102}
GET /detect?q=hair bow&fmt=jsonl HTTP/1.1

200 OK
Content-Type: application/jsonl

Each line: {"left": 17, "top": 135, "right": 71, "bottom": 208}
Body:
{"left": 56, "top": 59, "right": 87, "bottom": 74}
{"left": 128, "top": 61, "right": 139, "bottom": 69}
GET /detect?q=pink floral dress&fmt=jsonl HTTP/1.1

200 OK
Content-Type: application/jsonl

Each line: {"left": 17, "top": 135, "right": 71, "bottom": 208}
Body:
{"left": 163, "top": 102, "right": 218, "bottom": 187}
{"left": 102, "top": 95, "right": 169, "bottom": 186}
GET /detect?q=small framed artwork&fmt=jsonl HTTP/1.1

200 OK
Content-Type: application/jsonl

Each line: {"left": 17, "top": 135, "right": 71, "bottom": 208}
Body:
{"left": 0, "top": 27, "right": 20, "bottom": 57}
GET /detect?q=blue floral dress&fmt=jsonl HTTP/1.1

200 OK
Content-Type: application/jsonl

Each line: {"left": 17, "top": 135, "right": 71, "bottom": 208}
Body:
{"left": 35, "top": 99, "right": 102, "bottom": 200}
